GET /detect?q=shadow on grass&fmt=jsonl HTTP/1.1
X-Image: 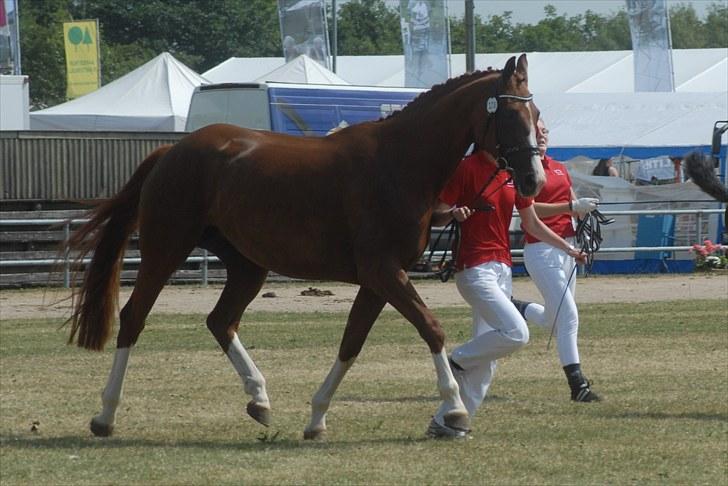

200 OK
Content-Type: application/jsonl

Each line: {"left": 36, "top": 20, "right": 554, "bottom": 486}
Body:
{"left": 604, "top": 410, "right": 728, "bottom": 422}
{"left": 336, "top": 394, "right": 435, "bottom": 404}
{"left": 335, "top": 394, "right": 510, "bottom": 404}
{"left": 0, "top": 431, "right": 444, "bottom": 452}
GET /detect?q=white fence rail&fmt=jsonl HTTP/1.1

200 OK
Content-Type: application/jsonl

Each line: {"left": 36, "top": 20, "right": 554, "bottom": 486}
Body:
{"left": 1, "top": 208, "right": 724, "bottom": 287}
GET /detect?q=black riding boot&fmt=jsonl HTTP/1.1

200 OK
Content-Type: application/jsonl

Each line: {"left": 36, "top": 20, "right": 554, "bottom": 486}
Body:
{"left": 511, "top": 297, "right": 531, "bottom": 318}
{"left": 564, "top": 363, "right": 601, "bottom": 402}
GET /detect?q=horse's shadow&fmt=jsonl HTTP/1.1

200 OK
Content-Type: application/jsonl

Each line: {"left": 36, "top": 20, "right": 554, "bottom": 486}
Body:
{"left": 604, "top": 410, "right": 728, "bottom": 423}
{"left": 0, "top": 432, "right": 438, "bottom": 452}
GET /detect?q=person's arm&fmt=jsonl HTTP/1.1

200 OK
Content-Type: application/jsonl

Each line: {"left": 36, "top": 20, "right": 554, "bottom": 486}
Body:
{"left": 608, "top": 166, "right": 619, "bottom": 177}
{"left": 532, "top": 200, "right": 571, "bottom": 218}
{"left": 533, "top": 195, "right": 599, "bottom": 219}
{"left": 432, "top": 201, "right": 474, "bottom": 227}
{"left": 519, "top": 204, "right": 585, "bottom": 262}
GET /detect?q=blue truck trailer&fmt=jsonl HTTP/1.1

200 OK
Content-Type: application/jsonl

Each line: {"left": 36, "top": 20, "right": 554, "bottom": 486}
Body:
{"left": 185, "top": 82, "right": 424, "bottom": 136}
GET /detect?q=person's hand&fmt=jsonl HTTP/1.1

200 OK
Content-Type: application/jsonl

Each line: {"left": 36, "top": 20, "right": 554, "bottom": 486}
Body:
{"left": 566, "top": 246, "right": 588, "bottom": 264}
{"left": 571, "top": 197, "right": 599, "bottom": 217}
{"left": 450, "top": 206, "right": 474, "bottom": 223}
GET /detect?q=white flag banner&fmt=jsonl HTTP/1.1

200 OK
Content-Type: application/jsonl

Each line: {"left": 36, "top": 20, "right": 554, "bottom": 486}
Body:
{"left": 0, "top": 0, "right": 20, "bottom": 75}
{"left": 626, "top": 0, "right": 675, "bottom": 92}
{"left": 400, "top": 0, "right": 450, "bottom": 88}
{"left": 278, "top": 0, "right": 330, "bottom": 69}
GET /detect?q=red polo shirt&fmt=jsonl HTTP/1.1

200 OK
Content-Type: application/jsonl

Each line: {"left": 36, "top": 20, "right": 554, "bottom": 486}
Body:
{"left": 440, "top": 151, "right": 533, "bottom": 269}
{"left": 524, "top": 155, "right": 576, "bottom": 244}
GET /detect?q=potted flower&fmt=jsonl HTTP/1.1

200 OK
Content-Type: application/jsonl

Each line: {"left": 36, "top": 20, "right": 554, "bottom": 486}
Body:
{"left": 690, "top": 239, "right": 728, "bottom": 271}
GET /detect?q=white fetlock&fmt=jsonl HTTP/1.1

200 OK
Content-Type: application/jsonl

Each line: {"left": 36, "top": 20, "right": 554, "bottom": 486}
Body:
{"left": 432, "top": 350, "right": 469, "bottom": 429}
{"left": 91, "top": 347, "right": 132, "bottom": 437}
{"left": 227, "top": 333, "right": 271, "bottom": 417}
{"left": 304, "top": 357, "right": 355, "bottom": 440}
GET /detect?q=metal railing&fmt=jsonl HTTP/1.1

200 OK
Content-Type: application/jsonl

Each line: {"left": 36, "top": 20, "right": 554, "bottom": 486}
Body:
{"left": 1, "top": 208, "right": 724, "bottom": 287}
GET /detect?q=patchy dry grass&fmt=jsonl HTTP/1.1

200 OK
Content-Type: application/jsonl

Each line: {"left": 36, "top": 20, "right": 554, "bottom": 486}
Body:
{"left": 1, "top": 300, "right": 726, "bottom": 485}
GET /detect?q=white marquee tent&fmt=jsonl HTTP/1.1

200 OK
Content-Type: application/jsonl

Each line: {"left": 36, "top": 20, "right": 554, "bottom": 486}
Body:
{"left": 538, "top": 91, "right": 728, "bottom": 160}
{"left": 205, "top": 54, "right": 349, "bottom": 85}
{"left": 203, "top": 48, "right": 727, "bottom": 93}
{"left": 30, "top": 52, "right": 209, "bottom": 131}
{"left": 254, "top": 55, "right": 349, "bottom": 84}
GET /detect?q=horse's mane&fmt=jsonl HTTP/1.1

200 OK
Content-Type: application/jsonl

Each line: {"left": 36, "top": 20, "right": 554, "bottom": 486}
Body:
{"left": 383, "top": 68, "right": 501, "bottom": 122}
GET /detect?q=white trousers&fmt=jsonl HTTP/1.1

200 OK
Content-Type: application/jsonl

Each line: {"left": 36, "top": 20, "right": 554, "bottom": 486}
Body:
{"left": 449, "top": 261, "right": 529, "bottom": 417}
{"left": 523, "top": 240, "right": 580, "bottom": 366}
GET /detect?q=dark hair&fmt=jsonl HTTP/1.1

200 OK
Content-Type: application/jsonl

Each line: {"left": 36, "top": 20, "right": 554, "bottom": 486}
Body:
{"left": 592, "top": 158, "right": 611, "bottom": 176}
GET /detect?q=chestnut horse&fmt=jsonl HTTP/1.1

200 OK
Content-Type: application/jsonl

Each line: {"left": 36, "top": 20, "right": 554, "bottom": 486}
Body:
{"left": 64, "top": 54, "right": 544, "bottom": 439}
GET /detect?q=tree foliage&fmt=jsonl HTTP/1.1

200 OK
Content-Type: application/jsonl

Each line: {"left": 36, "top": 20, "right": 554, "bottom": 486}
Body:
{"left": 18, "top": 1, "right": 728, "bottom": 108}
{"left": 335, "top": 0, "right": 401, "bottom": 55}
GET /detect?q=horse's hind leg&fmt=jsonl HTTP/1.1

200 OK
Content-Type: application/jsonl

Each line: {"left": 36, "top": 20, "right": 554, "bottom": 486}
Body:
{"left": 304, "top": 286, "right": 386, "bottom": 440}
{"left": 200, "top": 230, "right": 270, "bottom": 426}
{"left": 91, "top": 225, "right": 200, "bottom": 437}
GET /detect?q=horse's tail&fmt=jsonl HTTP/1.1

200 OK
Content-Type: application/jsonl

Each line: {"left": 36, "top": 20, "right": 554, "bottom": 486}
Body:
{"left": 685, "top": 151, "right": 728, "bottom": 203}
{"left": 65, "top": 145, "right": 172, "bottom": 351}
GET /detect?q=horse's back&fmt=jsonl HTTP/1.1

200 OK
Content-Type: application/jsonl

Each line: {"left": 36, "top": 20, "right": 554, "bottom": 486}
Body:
{"left": 137, "top": 123, "right": 365, "bottom": 281}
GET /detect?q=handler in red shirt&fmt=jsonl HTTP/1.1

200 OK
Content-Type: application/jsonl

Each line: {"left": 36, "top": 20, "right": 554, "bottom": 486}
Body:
{"left": 427, "top": 149, "right": 584, "bottom": 438}
{"left": 513, "top": 118, "right": 601, "bottom": 402}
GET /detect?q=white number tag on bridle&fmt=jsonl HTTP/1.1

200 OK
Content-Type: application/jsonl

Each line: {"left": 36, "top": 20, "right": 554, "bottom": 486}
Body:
{"left": 486, "top": 97, "right": 498, "bottom": 114}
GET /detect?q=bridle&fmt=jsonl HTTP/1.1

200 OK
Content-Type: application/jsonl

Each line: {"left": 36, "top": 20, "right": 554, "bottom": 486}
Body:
{"left": 575, "top": 208, "right": 615, "bottom": 273}
{"left": 484, "top": 92, "right": 541, "bottom": 172}
{"left": 426, "top": 91, "right": 541, "bottom": 282}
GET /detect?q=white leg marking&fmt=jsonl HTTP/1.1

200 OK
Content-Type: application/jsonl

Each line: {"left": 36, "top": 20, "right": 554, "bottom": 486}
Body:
{"left": 432, "top": 349, "right": 467, "bottom": 417}
{"left": 95, "top": 347, "right": 132, "bottom": 426}
{"left": 305, "top": 357, "right": 355, "bottom": 435}
{"left": 227, "top": 333, "right": 270, "bottom": 408}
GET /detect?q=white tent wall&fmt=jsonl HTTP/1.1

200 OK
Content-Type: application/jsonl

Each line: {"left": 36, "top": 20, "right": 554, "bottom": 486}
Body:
{"left": 30, "top": 53, "right": 208, "bottom": 131}
{"left": 537, "top": 91, "right": 728, "bottom": 153}
{"left": 202, "top": 49, "right": 727, "bottom": 93}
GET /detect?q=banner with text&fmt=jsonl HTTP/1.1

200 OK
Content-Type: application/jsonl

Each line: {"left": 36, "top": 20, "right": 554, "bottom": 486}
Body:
{"left": 400, "top": 0, "right": 450, "bottom": 88}
{"left": 277, "top": 0, "right": 330, "bottom": 69}
{"left": 63, "top": 20, "right": 100, "bottom": 99}
{"left": 0, "top": 0, "right": 20, "bottom": 75}
{"left": 626, "top": 0, "right": 674, "bottom": 92}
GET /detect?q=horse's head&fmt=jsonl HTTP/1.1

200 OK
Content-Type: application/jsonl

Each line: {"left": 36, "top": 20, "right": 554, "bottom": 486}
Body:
{"left": 475, "top": 54, "right": 545, "bottom": 197}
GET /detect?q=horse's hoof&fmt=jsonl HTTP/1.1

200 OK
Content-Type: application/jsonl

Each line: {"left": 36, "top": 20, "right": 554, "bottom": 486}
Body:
{"left": 303, "top": 428, "right": 326, "bottom": 440}
{"left": 90, "top": 418, "right": 114, "bottom": 437}
{"left": 246, "top": 401, "right": 271, "bottom": 427}
{"left": 443, "top": 411, "right": 470, "bottom": 433}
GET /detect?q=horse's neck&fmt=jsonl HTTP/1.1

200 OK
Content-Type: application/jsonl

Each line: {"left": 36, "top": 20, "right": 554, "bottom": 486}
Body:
{"left": 381, "top": 77, "right": 497, "bottom": 201}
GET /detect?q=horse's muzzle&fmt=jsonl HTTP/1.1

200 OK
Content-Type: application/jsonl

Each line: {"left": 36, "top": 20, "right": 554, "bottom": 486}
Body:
{"left": 515, "top": 175, "right": 544, "bottom": 198}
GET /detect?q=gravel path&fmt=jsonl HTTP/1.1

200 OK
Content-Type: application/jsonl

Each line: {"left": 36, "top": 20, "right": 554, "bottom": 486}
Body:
{"left": 1, "top": 273, "right": 726, "bottom": 321}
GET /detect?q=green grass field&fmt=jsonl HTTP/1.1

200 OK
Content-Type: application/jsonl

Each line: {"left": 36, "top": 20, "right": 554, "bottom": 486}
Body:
{"left": 1, "top": 300, "right": 726, "bottom": 485}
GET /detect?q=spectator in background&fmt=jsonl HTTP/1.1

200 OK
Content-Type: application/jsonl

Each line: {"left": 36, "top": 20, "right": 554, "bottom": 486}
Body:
{"left": 592, "top": 158, "right": 619, "bottom": 177}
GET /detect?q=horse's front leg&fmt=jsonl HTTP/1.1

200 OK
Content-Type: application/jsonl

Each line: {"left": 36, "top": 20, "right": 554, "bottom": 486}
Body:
{"left": 360, "top": 264, "right": 469, "bottom": 435}
{"left": 304, "top": 287, "right": 386, "bottom": 440}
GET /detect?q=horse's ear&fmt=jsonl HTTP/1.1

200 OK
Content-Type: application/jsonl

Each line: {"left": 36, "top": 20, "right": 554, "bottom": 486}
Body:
{"left": 516, "top": 54, "right": 528, "bottom": 75}
{"left": 502, "top": 56, "right": 517, "bottom": 80}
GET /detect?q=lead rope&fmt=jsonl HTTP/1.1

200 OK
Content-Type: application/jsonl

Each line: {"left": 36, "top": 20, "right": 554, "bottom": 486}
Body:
{"left": 432, "top": 166, "right": 514, "bottom": 282}
{"left": 546, "top": 208, "right": 614, "bottom": 349}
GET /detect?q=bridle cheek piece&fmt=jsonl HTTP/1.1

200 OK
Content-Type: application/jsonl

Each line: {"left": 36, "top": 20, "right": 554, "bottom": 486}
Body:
{"left": 484, "top": 92, "right": 539, "bottom": 174}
